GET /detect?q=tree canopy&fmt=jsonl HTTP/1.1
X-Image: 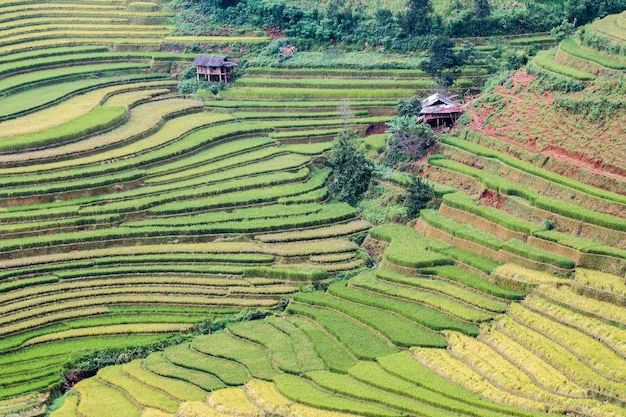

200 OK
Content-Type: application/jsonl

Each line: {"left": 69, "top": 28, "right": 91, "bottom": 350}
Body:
{"left": 328, "top": 129, "right": 374, "bottom": 206}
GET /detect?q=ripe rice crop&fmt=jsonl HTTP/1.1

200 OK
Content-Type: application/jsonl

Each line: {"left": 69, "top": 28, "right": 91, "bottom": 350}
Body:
{"left": 497, "top": 314, "right": 626, "bottom": 402}
{"left": 508, "top": 303, "right": 626, "bottom": 383}
{"left": 121, "top": 360, "right": 206, "bottom": 402}
{"left": 0, "top": 105, "right": 123, "bottom": 151}
{"left": 446, "top": 332, "right": 599, "bottom": 411}
{"left": 74, "top": 378, "right": 142, "bottom": 417}
{"left": 0, "top": 95, "right": 198, "bottom": 166}
{"left": 540, "top": 281, "right": 626, "bottom": 325}
{"left": 254, "top": 218, "right": 367, "bottom": 242}
{"left": 220, "top": 87, "right": 418, "bottom": 100}
{"left": 378, "top": 351, "right": 546, "bottom": 417}
{"left": 410, "top": 347, "right": 561, "bottom": 413}
{"left": 523, "top": 293, "right": 626, "bottom": 358}
{"left": 575, "top": 268, "right": 626, "bottom": 299}
{"left": 97, "top": 366, "right": 178, "bottom": 412}
{"left": 0, "top": 73, "right": 167, "bottom": 121}
{"left": 0, "top": 81, "right": 130, "bottom": 138}
{"left": 164, "top": 35, "right": 270, "bottom": 43}
{"left": 481, "top": 325, "right": 589, "bottom": 397}
{"left": 592, "top": 12, "right": 626, "bottom": 42}
{"left": 493, "top": 264, "right": 570, "bottom": 286}
{"left": 207, "top": 387, "right": 264, "bottom": 416}
{"left": 0, "top": 62, "right": 151, "bottom": 95}
{"left": 244, "top": 379, "right": 291, "bottom": 415}
{"left": 235, "top": 77, "right": 435, "bottom": 89}
{"left": 22, "top": 323, "right": 193, "bottom": 346}
{"left": 0, "top": 112, "right": 233, "bottom": 175}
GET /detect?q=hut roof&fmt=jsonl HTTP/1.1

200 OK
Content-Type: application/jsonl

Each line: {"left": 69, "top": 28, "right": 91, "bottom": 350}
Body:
{"left": 419, "top": 103, "right": 463, "bottom": 115}
{"left": 421, "top": 93, "right": 456, "bottom": 108}
{"left": 192, "top": 55, "right": 238, "bottom": 67}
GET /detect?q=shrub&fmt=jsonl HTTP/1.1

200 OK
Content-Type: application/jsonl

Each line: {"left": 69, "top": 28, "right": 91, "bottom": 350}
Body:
{"left": 384, "top": 115, "right": 436, "bottom": 166}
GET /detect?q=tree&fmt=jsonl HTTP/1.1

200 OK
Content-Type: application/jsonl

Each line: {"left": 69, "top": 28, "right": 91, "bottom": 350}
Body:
{"left": 419, "top": 36, "right": 460, "bottom": 86}
{"left": 384, "top": 115, "right": 436, "bottom": 166}
{"left": 550, "top": 18, "right": 576, "bottom": 42}
{"left": 397, "top": 95, "right": 422, "bottom": 117}
{"left": 405, "top": 176, "right": 434, "bottom": 217}
{"left": 328, "top": 129, "right": 374, "bottom": 206}
{"left": 473, "top": 0, "right": 491, "bottom": 19}
{"left": 399, "top": 0, "right": 434, "bottom": 35}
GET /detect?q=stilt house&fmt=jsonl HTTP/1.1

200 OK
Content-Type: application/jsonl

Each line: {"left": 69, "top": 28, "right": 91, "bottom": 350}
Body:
{"left": 418, "top": 93, "right": 464, "bottom": 129}
{"left": 192, "top": 55, "right": 238, "bottom": 83}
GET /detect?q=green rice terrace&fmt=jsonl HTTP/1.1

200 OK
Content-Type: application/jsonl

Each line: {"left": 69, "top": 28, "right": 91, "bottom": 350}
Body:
{"left": 0, "top": 0, "right": 625, "bottom": 417}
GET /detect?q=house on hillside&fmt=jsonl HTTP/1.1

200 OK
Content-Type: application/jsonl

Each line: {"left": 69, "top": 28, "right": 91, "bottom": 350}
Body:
{"left": 418, "top": 93, "right": 464, "bottom": 129}
{"left": 192, "top": 55, "right": 238, "bottom": 83}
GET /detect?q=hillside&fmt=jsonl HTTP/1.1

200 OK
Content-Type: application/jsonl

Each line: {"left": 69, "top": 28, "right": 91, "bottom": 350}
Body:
{"left": 0, "top": 1, "right": 625, "bottom": 417}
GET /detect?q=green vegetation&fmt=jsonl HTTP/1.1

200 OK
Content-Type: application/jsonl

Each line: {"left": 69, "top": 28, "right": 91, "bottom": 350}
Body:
{"left": 533, "top": 49, "right": 596, "bottom": 80}
{"left": 5, "top": 1, "right": 626, "bottom": 416}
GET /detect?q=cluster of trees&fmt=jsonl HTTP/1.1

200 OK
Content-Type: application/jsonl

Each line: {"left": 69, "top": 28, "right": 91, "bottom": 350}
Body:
{"left": 179, "top": 0, "right": 626, "bottom": 49}
{"left": 328, "top": 97, "right": 436, "bottom": 221}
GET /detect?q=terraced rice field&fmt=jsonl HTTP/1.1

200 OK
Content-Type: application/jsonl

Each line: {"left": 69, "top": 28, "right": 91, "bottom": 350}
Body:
{"left": 3, "top": 1, "right": 626, "bottom": 417}
{"left": 47, "top": 223, "right": 626, "bottom": 417}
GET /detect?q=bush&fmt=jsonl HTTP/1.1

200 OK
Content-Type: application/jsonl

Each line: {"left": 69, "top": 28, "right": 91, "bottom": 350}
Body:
{"left": 405, "top": 176, "right": 434, "bottom": 218}
{"left": 384, "top": 115, "right": 436, "bottom": 166}
{"left": 178, "top": 78, "right": 198, "bottom": 94}
{"left": 397, "top": 95, "right": 422, "bottom": 117}
{"left": 198, "top": 81, "right": 224, "bottom": 95}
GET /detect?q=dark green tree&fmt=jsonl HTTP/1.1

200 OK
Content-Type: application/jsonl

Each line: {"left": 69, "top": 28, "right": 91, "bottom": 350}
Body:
{"left": 550, "top": 18, "right": 576, "bottom": 42}
{"left": 405, "top": 176, "right": 434, "bottom": 217}
{"left": 473, "top": 0, "right": 491, "bottom": 19}
{"left": 328, "top": 129, "right": 374, "bottom": 206}
{"left": 399, "top": 0, "right": 434, "bottom": 35}
{"left": 397, "top": 95, "right": 422, "bottom": 117}
{"left": 419, "top": 36, "right": 460, "bottom": 85}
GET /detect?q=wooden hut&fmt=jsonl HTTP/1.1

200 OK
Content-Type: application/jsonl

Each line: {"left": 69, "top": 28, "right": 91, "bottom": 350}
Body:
{"left": 418, "top": 93, "right": 464, "bottom": 129}
{"left": 192, "top": 55, "right": 238, "bottom": 83}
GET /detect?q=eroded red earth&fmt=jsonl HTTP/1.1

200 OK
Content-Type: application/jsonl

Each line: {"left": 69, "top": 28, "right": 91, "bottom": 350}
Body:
{"left": 463, "top": 71, "right": 626, "bottom": 190}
